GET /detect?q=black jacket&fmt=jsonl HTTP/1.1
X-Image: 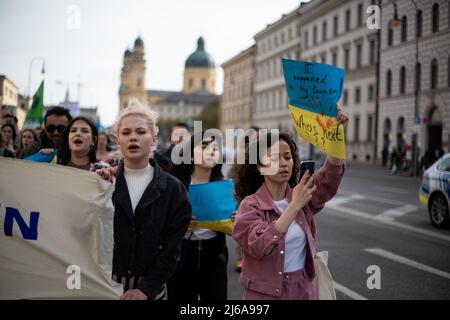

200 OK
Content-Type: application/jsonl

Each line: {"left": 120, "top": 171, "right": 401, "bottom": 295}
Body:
{"left": 112, "top": 158, "right": 192, "bottom": 299}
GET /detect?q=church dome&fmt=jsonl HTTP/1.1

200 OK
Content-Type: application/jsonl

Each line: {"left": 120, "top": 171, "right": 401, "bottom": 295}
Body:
{"left": 185, "top": 37, "right": 215, "bottom": 68}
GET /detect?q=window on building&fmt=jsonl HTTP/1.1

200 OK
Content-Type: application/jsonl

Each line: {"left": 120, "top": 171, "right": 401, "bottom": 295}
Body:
{"left": 304, "top": 30, "right": 309, "bottom": 49}
{"left": 368, "top": 84, "right": 374, "bottom": 101}
{"left": 368, "top": 115, "right": 373, "bottom": 142}
{"left": 333, "top": 15, "right": 339, "bottom": 36}
{"left": 432, "top": 3, "right": 439, "bottom": 33}
{"left": 369, "top": 39, "right": 376, "bottom": 64}
{"left": 401, "top": 16, "right": 408, "bottom": 42}
{"left": 416, "top": 10, "right": 423, "bottom": 37}
{"left": 346, "top": 9, "right": 351, "bottom": 31}
{"left": 332, "top": 51, "right": 338, "bottom": 65}
{"left": 281, "top": 32, "right": 285, "bottom": 44}
{"left": 288, "top": 27, "right": 293, "bottom": 40}
{"left": 356, "top": 43, "right": 362, "bottom": 68}
{"left": 357, "top": 3, "right": 364, "bottom": 26}
{"left": 355, "top": 87, "right": 361, "bottom": 104}
{"left": 431, "top": 58, "right": 438, "bottom": 89}
{"left": 313, "top": 26, "right": 318, "bottom": 45}
{"left": 343, "top": 89, "right": 348, "bottom": 104}
{"left": 448, "top": 57, "right": 450, "bottom": 87}
{"left": 354, "top": 115, "right": 360, "bottom": 142}
{"left": 274, "top": 35, "right": 279, "bottom": 47}
{"left": 388, "top": 26, "right": 394, "bottom": 46}
{"left": 189, "top": 78, "right": 193, "bottom": 88}
{"left": 386, "top": 69, "right": 392, "bottom": 96}
{"left": 201, "top": 79, "right": 206, "bottom": 90}
{"left": 322, "top": 21, "right": 327, "bottom": 41}
{"left": 321, "top": 54, "right": 326, "bottom": 64}
{"left": 415, "top": 62, "right": 422, "bottom": 91}
{"left": 400, "top": 66, "right": 406, "bottom": 94}
{"left": 136, "top": 78, "right": 141, "bottom": 88}
{"left": 344, "top": 47, "right": 350, "bottom": 70}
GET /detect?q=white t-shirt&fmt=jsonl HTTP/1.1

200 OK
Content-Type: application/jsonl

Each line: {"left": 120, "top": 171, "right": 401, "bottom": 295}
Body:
{"left": 124, "top": 164, "right": 154, "bottom": 213}
{"left": 273, "top": 198, "right": 307, "bottom": 272}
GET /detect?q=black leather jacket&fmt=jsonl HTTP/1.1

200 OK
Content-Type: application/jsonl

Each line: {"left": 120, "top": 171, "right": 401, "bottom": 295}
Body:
{"left": 112, "top": 158, "right": 191, "bottom": 299}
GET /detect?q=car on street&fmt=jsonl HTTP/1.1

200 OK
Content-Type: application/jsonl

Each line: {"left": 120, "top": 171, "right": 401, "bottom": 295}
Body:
{"left": 419, "top": 153, "right": 450, "bottom": 228}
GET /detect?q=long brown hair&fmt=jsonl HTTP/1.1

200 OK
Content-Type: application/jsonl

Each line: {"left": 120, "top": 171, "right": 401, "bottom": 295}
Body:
{"left": 234, "top": 132, "right": 300, "bottom": 204}
{"left": 60, "top": 116, "right": 98, "bottom": 165}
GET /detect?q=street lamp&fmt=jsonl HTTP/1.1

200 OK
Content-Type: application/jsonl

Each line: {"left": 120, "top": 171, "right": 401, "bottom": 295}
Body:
{"left": 27, "top": 56, "right": 45, "bottom": 97}
{"left": 390, "top": 0, "right": 420, "bottom": 176}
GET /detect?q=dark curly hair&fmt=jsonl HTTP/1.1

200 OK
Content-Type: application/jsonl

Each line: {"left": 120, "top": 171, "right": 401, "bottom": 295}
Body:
{"left": 169, "top": 130, "right": 223, "bottom": 190}
{"left": 234, "top": 132, "right": 300, "bottom": 204}
{"left": 60, "top": 116, "right": 98, "bottom": 165}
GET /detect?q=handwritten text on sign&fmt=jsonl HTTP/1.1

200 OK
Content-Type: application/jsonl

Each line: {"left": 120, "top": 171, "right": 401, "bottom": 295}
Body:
{"left": 282, "top": 59, "right": 346, "bottom": 159}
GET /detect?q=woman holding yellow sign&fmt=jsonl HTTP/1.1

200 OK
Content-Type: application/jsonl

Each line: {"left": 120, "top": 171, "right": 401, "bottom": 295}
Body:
{"left": 232, "top": 106, "right": 348, "bottom": 300}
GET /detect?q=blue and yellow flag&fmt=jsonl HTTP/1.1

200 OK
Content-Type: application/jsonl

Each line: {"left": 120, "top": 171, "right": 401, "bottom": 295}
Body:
{"left": 282, "top": 59, "right": 346, "bottom": 159}
{"left": 188, "top": 179, "right": 236, "bottom": 235}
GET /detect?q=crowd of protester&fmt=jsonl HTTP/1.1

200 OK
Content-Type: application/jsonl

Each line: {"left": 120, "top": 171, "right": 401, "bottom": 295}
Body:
{"left": 1, "top": 101, "right": 348, "bottom": 300}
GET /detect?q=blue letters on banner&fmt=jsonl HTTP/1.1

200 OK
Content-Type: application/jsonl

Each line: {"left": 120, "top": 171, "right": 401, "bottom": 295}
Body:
{"left": 3, "top": 207, "right": 40, "bottom": 240}
{"left": 282, "top": 59, "right": 344, "bottom": 117}
{"left": 188, "top": 180, "right": 237, "bottom": 222}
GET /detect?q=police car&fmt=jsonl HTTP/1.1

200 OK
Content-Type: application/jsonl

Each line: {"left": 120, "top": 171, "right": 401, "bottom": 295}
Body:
{"left": 419, "top": 153, "right": 450, "bottom": 228}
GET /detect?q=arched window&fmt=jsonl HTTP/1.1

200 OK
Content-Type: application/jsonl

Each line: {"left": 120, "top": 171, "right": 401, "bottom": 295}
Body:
{"left": 387, "top": 26, "right": 394, "bottom": 46}
{"left": 432, "top": 3, "right": 439, "bottom": 33}
{"left": 386, "top": 69, "right": 392, "bottom": 96}
{"left": 416, "top": 10, "right": 422, "bottom": 37}
{"left": 415, "top": 62, "right": 421, "bottom": 92}
{"left": 400, "top": 66, "right": 406, "bottom": 94}
{"left": 431, "top": 59, "right": 438, "bottom": 89}
{"left": 401, "top": 16, "right": 407, "bottom": 42}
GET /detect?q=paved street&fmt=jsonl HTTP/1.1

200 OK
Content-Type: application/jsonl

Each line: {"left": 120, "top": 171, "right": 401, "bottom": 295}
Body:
{"left": 226, "top": 162, "right": 450, "bottom": 300}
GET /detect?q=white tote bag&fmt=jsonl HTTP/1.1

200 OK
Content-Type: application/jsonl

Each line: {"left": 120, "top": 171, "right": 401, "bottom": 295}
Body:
{"left": 313, "top": 251, "right": 337, "bottom": 300}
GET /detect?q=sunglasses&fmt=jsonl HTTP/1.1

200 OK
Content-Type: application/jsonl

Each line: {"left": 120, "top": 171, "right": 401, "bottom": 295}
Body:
{"left": 46, "top": 125, "right": 66, "bottom": 134}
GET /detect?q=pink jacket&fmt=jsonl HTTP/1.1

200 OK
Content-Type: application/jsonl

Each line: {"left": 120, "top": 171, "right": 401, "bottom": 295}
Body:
{"left": 232, "top": 159, "right": 345, "bottom": 297}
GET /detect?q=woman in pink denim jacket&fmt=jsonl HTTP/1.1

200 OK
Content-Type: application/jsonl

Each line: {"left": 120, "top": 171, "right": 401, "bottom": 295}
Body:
{"left": 232, "top": 109, "right": 348, "bottom": 300}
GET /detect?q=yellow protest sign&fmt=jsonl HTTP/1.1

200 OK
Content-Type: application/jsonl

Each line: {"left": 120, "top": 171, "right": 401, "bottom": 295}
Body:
{"left": 282, "top": 59, "right": 346, "bottom": 159}
{"left": 289, "top": 105, "right": 346, "bottom": 159}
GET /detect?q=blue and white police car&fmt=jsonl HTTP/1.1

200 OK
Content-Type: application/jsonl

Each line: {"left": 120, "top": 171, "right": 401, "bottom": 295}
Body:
{"left": 419, "top": 153, "right": 450, "bottom": 228}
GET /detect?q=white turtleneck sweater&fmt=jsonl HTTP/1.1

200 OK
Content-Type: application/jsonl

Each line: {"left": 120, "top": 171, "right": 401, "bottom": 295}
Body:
{"left": 124, "top": 163, "right": 154, "bottom": 213}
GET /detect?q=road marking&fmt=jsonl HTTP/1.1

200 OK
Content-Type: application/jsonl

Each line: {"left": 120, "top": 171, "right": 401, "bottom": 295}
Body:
{"left": 333, "top": 282, "right": 368, "bottom": 300}
{"left": 365, "top": 248, "right": 450, "bottom": 280}
{"left": 372, "top": 185, "right": 409, "bottom": 194}
{"left": 325, "top": 205, "right": 450, "bottom": 242}
{"left": 378, "top": 204, "right": 418, "bottom": 220}
{"left": 337, "top": 190, "right": 408, "bottom": 206}
{"left": 326, "top": 194, "right": 365, "bottom": 206}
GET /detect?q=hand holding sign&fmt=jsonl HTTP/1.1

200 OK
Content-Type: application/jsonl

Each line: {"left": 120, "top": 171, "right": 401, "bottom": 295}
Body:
{"left": 282, "top": 59, "right": 347, "bottom": 160}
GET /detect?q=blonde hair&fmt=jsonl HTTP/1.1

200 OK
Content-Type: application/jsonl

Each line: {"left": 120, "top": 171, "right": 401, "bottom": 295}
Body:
{"left": 113, "top": 99, "right": 159, "bottom": 158}
{"left": 114, "top": 99, "right": 159, "bottom": 136}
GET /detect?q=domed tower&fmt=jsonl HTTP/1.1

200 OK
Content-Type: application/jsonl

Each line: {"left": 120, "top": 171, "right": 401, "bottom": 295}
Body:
{"left": 183, "top": 37, "right": 216, "bottom": 94}
{"left": 119, "top": 36, "right": 147, "bottom": 110}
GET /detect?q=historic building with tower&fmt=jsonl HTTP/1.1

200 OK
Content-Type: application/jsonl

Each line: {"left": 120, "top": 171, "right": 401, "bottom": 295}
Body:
{"left": 118, "top": 36, "right": 218, "bottom": 126}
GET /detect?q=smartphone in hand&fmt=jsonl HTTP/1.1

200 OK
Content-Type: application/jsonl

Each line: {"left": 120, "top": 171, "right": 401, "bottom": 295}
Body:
{"left": 300, "top": 160, "right": 315, "bottom": 179}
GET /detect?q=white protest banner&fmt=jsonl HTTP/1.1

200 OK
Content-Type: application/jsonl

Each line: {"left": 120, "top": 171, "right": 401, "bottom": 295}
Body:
{"left": 0, "top": 157, "right": 122, "bottom": 299}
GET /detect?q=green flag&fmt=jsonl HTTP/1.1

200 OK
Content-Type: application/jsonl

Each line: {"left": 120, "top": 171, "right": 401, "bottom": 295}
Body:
{"left": 24, "top": 81, "right": 44, "bottom": 128}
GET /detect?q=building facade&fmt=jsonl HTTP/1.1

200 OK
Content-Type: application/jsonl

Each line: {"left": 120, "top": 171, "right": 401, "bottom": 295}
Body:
{"left": 301, "top": 0, "right": 377, "bottom": 162}
{"left": 379, "top": 0, "right": 450, "bottom": 163}
{"left": 220, "top": 45, "right": 255, "bottom": 131}
{"left": 253, "top": 8, "right": 302, "bottom": 136}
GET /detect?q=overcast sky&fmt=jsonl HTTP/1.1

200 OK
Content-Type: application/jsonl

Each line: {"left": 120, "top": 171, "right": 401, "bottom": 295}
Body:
{"left": 0, "top": 0, "right": 305, "bottom": 126}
